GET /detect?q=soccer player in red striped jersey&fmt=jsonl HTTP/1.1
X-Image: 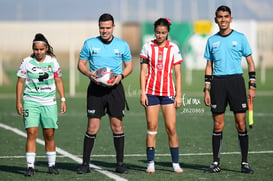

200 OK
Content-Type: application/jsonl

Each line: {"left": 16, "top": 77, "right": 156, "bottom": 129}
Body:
{"left": 140, "top": 18, "right": 183, "bottom": 173}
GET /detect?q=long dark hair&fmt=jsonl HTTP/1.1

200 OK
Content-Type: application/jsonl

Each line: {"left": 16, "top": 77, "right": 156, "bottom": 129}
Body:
{"left": 31, "top": 33, "right": 55, "bottom": 57}
{"left": 154, "top": 18, "right": 171, "bottom": 32}
{"left": 153, "top": 18, "right": 171, "bottom": 40}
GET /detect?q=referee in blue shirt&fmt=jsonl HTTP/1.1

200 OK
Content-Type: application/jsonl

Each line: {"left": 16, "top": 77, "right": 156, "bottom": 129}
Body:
{"left": 77, "top": 13, "right": 132, "bottom": 174}
{"left": 203, "top": 6, "right": 256, "bottom": 174}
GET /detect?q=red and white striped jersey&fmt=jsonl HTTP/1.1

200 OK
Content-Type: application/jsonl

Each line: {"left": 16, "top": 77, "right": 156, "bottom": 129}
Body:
{"left": 140, "top": 40, "right": 183, "bottom": 96}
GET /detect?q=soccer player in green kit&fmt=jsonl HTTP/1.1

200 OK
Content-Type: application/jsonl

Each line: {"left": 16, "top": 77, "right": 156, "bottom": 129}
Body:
{"left": 16, "top": 33, "right": 66, "bottom": 176}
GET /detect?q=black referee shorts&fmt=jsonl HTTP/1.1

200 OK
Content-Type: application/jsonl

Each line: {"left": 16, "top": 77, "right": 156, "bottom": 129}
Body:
{"left": 210, "top": 74, "right": 248, "bottom": 113}
{"left": 86, "top": 82, "right": 126, "bottom": 118}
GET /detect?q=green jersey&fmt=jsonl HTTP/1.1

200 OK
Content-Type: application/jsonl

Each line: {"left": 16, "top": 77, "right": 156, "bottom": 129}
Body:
{"left": 17, "top": 55, "right": 62, "bottom": 106}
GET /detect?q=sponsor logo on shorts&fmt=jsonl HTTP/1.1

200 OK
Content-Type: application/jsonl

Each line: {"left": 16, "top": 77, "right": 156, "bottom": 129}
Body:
{"left": 169, "top": 96, "right": 175, "bottom": 101}
{"left": 242, "top": 103, "right": 247, "bottom": 108}
{"left": 88, "top": 109, "right": 95, "bottom": 114}
{"left": 211, "top": 104, "right": 217, "bottom": 109}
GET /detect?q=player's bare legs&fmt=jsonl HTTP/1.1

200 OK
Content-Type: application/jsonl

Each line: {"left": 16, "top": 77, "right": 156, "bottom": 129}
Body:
{"left": 145, "top": 105, "right": 160, "bottom": 148}
{"left": 43, "top": 128, "right": 56, "bottom": 152}
{"left": 212, "top": 113, "right": 225, "bottom": 132}
{"left": 162, "top": 104, "right": 183, "bottom": 173}
{"left": 161, "top": 104, "right": 178, "bottom": 147}
{"left": 234, "top": 112, "right": 246, "bottom": 132}
{"left": 26, "top": 127, "right": 38, "bottom": 152}
{"left": 110, "top": 117, "right": 124, "bottom": 134}
{"left": 87, "top": 118, "right": 101, "bottom": 134}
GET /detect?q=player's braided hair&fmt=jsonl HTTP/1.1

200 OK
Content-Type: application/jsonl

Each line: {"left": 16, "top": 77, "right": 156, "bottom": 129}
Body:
{"left": 31, "top": 33, "right": 55, "bottom": 57}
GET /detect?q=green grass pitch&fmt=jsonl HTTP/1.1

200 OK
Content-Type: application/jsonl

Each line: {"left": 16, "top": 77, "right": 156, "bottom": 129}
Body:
{"left": 0, "top": 67, "right": 273, "bottom": 180}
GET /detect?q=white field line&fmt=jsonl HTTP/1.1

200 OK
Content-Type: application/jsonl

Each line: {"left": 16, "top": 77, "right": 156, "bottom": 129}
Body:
{"left": 1, "top": 150, "right": 273, "bottom": 159}
{"left": 0, "top": 123, "right": 127, "bottom": 181}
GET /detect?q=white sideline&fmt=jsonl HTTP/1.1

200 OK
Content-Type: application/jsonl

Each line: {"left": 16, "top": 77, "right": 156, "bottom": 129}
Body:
{"left": 0, "top": 123, "right": 127, "bottom": 181}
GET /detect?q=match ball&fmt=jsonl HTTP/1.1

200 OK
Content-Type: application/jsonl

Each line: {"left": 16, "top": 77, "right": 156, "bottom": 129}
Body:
{"left": 95, "top": 67, "right": 116, "bottom": 87}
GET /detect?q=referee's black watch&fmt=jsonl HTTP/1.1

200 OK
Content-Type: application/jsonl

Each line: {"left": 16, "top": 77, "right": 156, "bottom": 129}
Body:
{"left": 120, "top": 73, "right": 125, "bottom": 79}
{"left": 203, "top": 88, "right": 210, "bottom": 92}
{"left": 248, "top": 82, "right": 256, "bottom": 89}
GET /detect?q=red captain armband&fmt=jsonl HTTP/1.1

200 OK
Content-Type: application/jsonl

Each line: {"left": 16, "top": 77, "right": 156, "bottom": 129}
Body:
{"left": 54, "top": 68, "right": 62, "bottom": 78}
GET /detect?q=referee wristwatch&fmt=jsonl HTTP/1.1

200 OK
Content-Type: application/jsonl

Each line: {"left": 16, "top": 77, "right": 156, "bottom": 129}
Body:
{"left": 120, "top": 73, "right": 125, "bottom": 79}
{"left": 203, "top": 88, "right": 210, "bottom": 92}
{"left": 249, "top": 82, "right": 256, "bottom": 89}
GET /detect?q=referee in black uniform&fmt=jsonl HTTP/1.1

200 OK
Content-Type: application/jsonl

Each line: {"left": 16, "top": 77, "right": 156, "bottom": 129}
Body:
{"left": 203, "top": 6, "right": 256, "bottom": 174}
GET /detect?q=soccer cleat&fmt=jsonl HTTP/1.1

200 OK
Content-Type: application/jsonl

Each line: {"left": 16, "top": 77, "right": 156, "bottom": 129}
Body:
{"left": 172, "top": 163, "right": 183, "bottom": 173}
{"left": 116, "top": 163, "right": 128, "bottom": 174}
{"left": 204, "top": 162, "right": 221, "bottom": 173}
{"left": 241, "top": 162, "right": 254, "bottom": 174}
{"left": 24, "top": 167, "right": 35, "bottom": 176}
{"left": 77, "top": 164, "right": 90, "bottom": 174}
{"left": 146, "top": 161, "right": 155, "bottom": 173}
{"left": 48, "top": 165, "right": 59, "bottom": 175}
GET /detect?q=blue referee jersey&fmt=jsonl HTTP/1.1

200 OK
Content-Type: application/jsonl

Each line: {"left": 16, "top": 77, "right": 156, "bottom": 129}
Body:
{"left": 204, "top": 30, "right": 252, "bottom": 76}
{"left": 80, "top": 36, "right": 132, "bottom": 74}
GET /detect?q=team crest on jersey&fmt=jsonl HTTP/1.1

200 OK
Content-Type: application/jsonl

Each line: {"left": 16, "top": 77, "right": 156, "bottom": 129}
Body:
{"left": 158, "top": 55, "right": 163, "bottom": 61}
{"left": 91, "top": 48, "right": 100, "bottom": 55}
{"left": 157, "top": 63, "right": 163, "bottom": 70}
{"left": 114, "top": 49, "right": 121, "bottom": 57}
{"left": 48, "top": 65, "right": 53, "bottom": 72}
{"left": 232, "top": 41, "right": 237, "bottom": 47}
{"left": 212, "top": 41, "right": 220, "bottom": 49}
